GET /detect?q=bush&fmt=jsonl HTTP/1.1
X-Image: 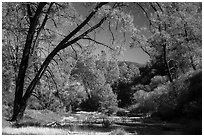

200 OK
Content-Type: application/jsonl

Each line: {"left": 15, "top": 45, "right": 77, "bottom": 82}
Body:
{"left": 2, "top": 105, "right": 13, "bottom": 118}
{"left": 102, "top": 117, "right": 112, "bottom": 128}
{"left": 149, "top": 75, "right": 168, "bottom": 89}
{"left": 81, "top": 84, "right": 118, "bottom": 113}
{"left": 110, "top": 128, "right": 130, "bottom": 135}
{"left": 132, "top": 82, "right": 172, "bottom": 114}
{"left": 175, "top": 70, "right": 202, "bottom": 118}
{"left": 153, "top": 70, "right": 202, "bottom": 120}
{"left": 133, "top": 90, "right": 157, "bottom": 113}
{"left": 128, "top": 103, "right": 140, "bottom": 112}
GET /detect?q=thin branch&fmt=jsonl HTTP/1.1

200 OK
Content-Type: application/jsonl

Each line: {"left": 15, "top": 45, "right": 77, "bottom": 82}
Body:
{"left": 150, "top": 2, "right": 158, "bottom": 12}
{"left": 44, "top": 28, "right": 61, "bottom": 37}
{"left": 108, "top": 21, "right": 115, "bottom": 44}
{"left": 71, "top": 45, "right": 78, "bottom": 60}
{"left": 31, "top": 92, "right": 40, "bottom": 100}
{"left": 52, "top": 58, "right": 59, "bottom": 66}
{"left": 115, "top": 20, "right": 119, "bottom": 31}
{"left": 137, "top": 3, "right": 152, "bottom": 31}
{"left": 140, "top": 46, "right": 151, "bottom": 57}
{"left": 32, "top": 2, "right": 54, "bottom": 55}
{"left": 82, "top": 37, "right": 114, "bottom": 50}
{"left": 156, "top": 2, "right": 163, "bottom": 12}
{"left": 21, "top": 3, "right": 108, "bottom": 101}
{"left": 62, "top": 17, "right": 107, "bottom": 49}
{"left": 75, "top": 42, "right": 83, "bottom": 50}
{"left": 58, "top": 2, "right": 108, "bottom": 46}
{"left": 51, "top": 18, "right": 58, "bottom": 28}
{"left": 46, "top": 66, "right": 59, "bottom": 93}
{"left": 55, "top": 53, "right": 63, "bottom": 62}
{"left": 123, "top": 32, "right": 126, "bottom": 44}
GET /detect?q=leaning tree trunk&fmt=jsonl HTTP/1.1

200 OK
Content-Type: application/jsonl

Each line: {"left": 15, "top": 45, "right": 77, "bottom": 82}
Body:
{"left": 10, "top": 2, "right": 108, "bottom": 122}
{"left": 11, "top": 46, "right": 60, "bottom": 121}
{"left": 11, "top": 3, "right": 47, "bottom": 122}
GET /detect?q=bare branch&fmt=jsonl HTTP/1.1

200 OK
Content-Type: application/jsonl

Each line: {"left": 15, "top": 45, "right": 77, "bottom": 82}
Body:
{"left": 75, "top": 42, "right": 83, "bottom": 50}
{"left": 31, "top": 92, "right": 40, "bottom": 100}
{"left": 108, "top": 21, "right": 115, "bottom": 44}
{"left": 137, "top": 3, "right": 153, "bottom": 31}
{"left": 83, "top": 37, "right": 114, "bottom": 50}
{"left": 156, "top": 2, "right": 163, "bottom": 12}
{"left": 140, "top": 46, "right": 151, "bottom": 57}
{"left": 150, "top": 2, "right": 158, "bottom": 12}
{"left": 55, "top": 53, "right": 63, "bottom": 62}
{"left": 62, "top": 17, "right": 107, "bottom": 49}
{"left": 58, "top": 2, "right": 108, "bottom": 46}
{"left": 71, "top": 45, "right": 78, "bottom": 60}
{"left": 123, "top": 32, "right": 126, "bottom": 44}
{"left": 22, "top": 3, "right": 109, "bottom": 101}
{"left": 51, "top": 18, "right": 58, "bottom": 28}
{"left": 32, "top": 2, "right": 54, "bottom": 54}
{"left": 46, "top": 66, "right": 60, "bottom": 93}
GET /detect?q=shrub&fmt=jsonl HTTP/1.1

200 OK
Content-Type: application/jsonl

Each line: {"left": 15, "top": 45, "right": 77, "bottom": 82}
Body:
{"left": 2, "top": 105, "right": 13, "bottom": 118}
{"left": 99, "top": 84, "right": 118, "bottom": 113}
{"left": 153, "top": 70, "right": 202, "bottom": 120}
{"left": 132, "top": 82, "right": 171, "bottom": 114}
{"left": 149, "top": 75, "right": 168, "bottom": 89}
{"left": 102, "top": 117, "right": 112, "bottom": 128}
{"left": 110, "top": 128, "right": 130, "bottom": 135}
{"left": 116, "top": 108, "right": 129, "bottom": 116}
{"left": 81, "top": 84, "right": 118, "bottom": 113}
{"left": 175, "top": 70, "right": 202, "bottom": 118}
{"left": 128, "top": 103, "right": 142, "bottom": 114}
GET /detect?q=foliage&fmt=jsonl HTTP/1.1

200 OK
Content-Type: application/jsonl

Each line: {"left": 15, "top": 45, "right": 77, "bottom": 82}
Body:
{"left": 151, "top": 70, "right": 202, "bottom": 120}
{"left": 28, "top": 87, "right": 63, "bottom": 112}
{"left": 132, "top": 2, "right": 201, "bottom": 81}
{"left": 81, "top": 84, "right": 118, "bottom": 113}
{"left": 116, "top": 108, "right": 129, "bottom": 116}
{"left": 97, "top": 84, "right": 118, "bottom": 113}
{"left": 96, "top": 52, "right": 120, "bottom": 85}
{"left": 111, "top": 61, "right": 141, "bottom": 107}
{"left": 2, "top": 2, "right": 202, "bottom": 123}
{"left": 118, "top": 61, "right": 140, "bottom": 83}
{"left": 59, "top": 82, "right": 87, "bottom": 112}
{"left": 3, "top": 2, "right": 140, "bottom": 121}
{"left": 132, "top": 78, "right": 171, "bottom": 113}
{"left": 110, "top": 128, "right": 130, "bottom": 135}
{"left": 149, "top": 75, "right": 168, "bottom": 89}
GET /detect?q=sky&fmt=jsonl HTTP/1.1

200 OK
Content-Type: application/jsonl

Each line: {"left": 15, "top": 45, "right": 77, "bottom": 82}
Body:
{"left": 73, "top": 3, "right": 151, "bottom": 64}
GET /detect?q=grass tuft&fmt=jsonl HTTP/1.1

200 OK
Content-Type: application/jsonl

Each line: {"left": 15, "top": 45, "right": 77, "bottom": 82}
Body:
{"left": 2, "top": 127, "right": 70, "bottom": 135}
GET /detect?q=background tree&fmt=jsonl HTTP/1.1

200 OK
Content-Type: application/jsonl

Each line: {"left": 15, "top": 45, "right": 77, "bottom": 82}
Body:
{"left": 112, "top": 61, "right": 140, "bottom": 107}
{"left": 131, "top": 2, "right": 201, "bottom": 81}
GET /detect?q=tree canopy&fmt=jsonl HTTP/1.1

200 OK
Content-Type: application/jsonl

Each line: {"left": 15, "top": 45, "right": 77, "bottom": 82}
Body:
{"left": 2, "top": 2, "right": 202, "bottom": 124}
